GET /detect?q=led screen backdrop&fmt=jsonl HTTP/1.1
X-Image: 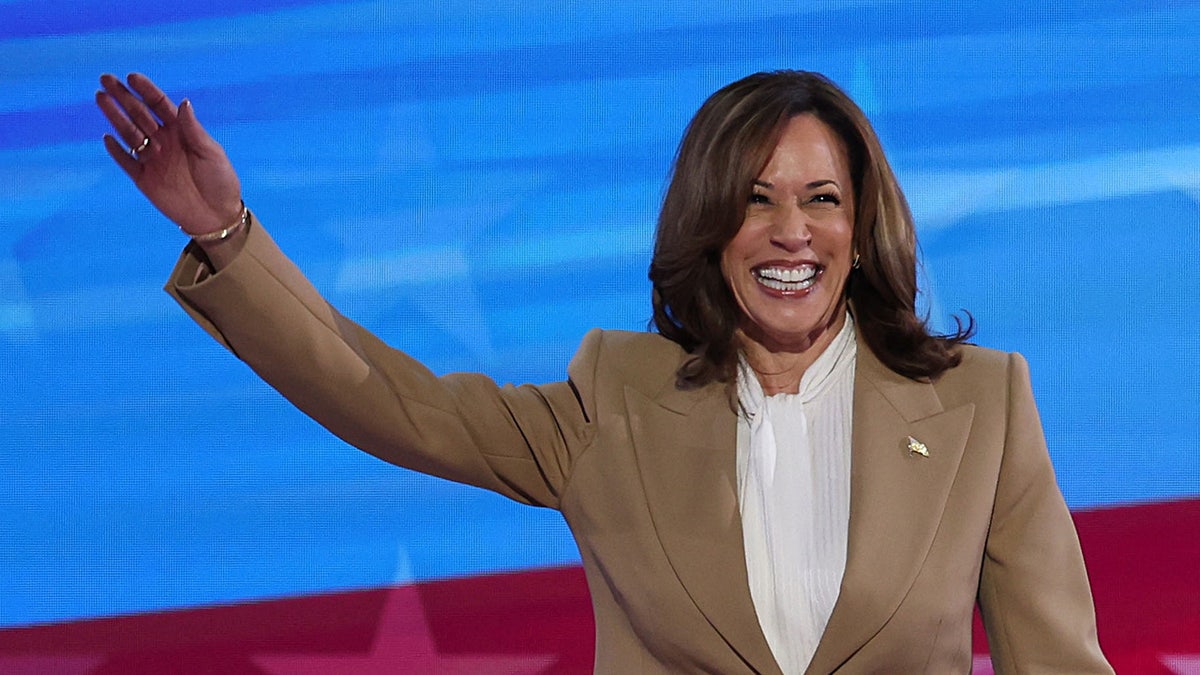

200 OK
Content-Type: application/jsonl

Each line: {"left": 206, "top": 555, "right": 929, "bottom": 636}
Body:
{"left": 1, "top": 1, "right": 1198, "bottom": 671}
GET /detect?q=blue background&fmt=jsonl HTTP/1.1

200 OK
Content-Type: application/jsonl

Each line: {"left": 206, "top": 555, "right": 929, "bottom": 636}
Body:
{"left": 2, "top": 1, "right": 1198, "bottom": 628}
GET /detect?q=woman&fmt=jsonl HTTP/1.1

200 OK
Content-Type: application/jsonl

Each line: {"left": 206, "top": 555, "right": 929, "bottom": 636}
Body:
{"left": 97, "top": 70, "right": 1112, "bottom": 673}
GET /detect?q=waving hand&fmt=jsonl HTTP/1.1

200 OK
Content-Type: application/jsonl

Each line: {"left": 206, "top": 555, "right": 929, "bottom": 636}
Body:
{"left": 96, "top": 73, "right": 243, "bottom": 242}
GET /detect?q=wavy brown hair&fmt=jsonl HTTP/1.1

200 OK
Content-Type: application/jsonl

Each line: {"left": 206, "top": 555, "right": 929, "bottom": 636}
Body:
{"left": 649, "top": 70, "right": 973, "bottom": 388}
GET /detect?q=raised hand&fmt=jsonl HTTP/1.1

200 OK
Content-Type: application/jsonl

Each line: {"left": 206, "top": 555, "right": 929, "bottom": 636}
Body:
{"left": 96, "top": 73, "right": 243, "bottom": 240}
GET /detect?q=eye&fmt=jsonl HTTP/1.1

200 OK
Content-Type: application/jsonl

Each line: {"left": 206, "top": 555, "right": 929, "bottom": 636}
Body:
{"left": 749, "top": 192, "right": 772, "bottom": 205}
{"left": 810, "top": 192, "right": 841, "bottom": 206}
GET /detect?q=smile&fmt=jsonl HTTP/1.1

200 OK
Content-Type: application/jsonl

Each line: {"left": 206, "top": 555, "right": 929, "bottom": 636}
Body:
{"left": 753, "top": 264, "right": 820, "bottom": 292}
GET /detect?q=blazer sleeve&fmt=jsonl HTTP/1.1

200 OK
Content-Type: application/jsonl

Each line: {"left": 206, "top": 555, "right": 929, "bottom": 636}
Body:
{"left": 977, "top": 353, "right": 1113, "bottom": 673}
{"left": 164, "top": 216, "right": 598, "bottom": 509}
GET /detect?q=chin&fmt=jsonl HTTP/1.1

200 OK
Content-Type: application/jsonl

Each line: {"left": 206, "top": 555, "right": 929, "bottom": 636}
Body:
{"left": 748, "top": 304, "right": 846, "bottom": 350}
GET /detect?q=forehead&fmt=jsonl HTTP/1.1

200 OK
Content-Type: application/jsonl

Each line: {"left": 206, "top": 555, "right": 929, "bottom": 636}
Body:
{"left": 757, "top": 114, "right": 851, "bottom": 181}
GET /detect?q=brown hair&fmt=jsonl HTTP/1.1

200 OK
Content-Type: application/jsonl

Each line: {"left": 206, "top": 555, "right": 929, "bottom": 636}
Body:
{"left": 649, "top": 70, "right": 973, "bottom": 388}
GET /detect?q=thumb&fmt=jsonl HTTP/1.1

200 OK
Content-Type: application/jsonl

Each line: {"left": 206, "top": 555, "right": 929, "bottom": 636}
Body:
{"left": 178, "top": 99, "right": 223, "bottom": 158}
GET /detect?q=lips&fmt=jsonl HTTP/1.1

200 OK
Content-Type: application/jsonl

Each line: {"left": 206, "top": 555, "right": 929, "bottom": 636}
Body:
{"left": 753, "top": 263, "right": 820, "bottom": 292}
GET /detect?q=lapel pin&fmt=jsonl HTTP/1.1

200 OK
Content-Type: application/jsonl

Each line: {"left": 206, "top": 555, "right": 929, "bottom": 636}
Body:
{"left": 907, "top": 436, "right": 930, "bottom": 458}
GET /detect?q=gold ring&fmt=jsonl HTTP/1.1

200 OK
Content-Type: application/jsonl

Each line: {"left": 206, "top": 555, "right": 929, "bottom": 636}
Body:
{"left": 133, "top": 137, "right": 151, "bottom": 155}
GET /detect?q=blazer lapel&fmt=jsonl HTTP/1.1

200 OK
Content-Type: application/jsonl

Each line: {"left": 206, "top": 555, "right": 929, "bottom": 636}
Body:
{"left": 624, "top": 381, "right": 783, "bottom": 675}
{"left": 806, "top": 344, "right": 975, "bottom": 673}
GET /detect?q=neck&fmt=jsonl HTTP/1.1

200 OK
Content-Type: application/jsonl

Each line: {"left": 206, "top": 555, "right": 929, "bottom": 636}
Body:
{"left": 739, "top": 311, "right": 848, "bottom": 396}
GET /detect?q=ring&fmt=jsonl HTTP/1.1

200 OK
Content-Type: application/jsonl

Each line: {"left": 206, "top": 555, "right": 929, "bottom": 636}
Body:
{"left": 133, "top": 136, "right": 151, "bottom": 155}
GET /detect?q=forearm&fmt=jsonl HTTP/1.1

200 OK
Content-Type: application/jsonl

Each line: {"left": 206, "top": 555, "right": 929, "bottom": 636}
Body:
{"left": 165, "top": 217, "right": 585, "bottom": 506}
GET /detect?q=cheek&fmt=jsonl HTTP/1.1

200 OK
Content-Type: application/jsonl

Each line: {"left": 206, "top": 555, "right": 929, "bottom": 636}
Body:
{"left": 824, "top": 221, "right": 855, "bottom": 265}
{"left": 720, "top": 222, "right": 759, "bottom": 274}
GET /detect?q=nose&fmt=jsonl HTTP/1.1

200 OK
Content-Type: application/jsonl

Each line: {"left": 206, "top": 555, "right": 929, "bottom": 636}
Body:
{"left": 770, "top": 203, "right": 812, "bottom": 252}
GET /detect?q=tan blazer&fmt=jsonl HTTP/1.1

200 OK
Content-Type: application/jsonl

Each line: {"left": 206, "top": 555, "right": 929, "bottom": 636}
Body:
{"left": 168, "top": 219, "right": 1112, "bottom": 674}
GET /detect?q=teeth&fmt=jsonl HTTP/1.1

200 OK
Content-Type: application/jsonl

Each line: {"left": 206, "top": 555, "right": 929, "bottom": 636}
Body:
{"left": 757, "top": 265, "right": 816, "bottom": 282}
{"left": 755, "top": 265, "right": 818, "bottom": 291}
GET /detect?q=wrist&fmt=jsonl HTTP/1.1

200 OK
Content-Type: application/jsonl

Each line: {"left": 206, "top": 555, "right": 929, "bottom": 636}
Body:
{"left": 193, "top": 203, "right": 251, "bottom": 271}
{"left": 191, "top": 201, "right": 248, "bottom": 243}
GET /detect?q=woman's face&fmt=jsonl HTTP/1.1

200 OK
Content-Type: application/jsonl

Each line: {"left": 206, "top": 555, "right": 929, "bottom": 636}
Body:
{"left": 720, "top": 113, "right": 855, "bottom": 353}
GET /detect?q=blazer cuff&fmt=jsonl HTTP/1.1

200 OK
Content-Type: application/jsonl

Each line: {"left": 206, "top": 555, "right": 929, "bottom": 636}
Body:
{"left": 163, "top": 214, "right": 284, "bottom": 352}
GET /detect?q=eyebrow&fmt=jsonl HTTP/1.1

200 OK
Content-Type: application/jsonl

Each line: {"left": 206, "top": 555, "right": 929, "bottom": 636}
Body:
{"left": 752, "top": 179, "right": 841, "bottom": 190}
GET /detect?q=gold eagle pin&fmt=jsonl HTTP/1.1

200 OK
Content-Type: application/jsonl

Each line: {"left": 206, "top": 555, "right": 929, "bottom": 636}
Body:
{"left": 907, "top": 436, "right": 929, "bottom": 458}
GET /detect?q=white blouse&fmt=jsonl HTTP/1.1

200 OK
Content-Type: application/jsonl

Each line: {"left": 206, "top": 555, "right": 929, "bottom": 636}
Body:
{"left": 735, "top": 317, "right": 857, "bottom": 674}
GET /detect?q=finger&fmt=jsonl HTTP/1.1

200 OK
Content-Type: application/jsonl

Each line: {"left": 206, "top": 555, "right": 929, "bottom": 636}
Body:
{"left": 96, "top": 89, "right": 148, "bottom": 151}
{"left": 103, "top": 134, "right": 142, "bottom": 178}
{"left": 127, "top": 72, "right": 177, "bottom": 123}
{"left": 99, "top": 73, "right": 160, "bottom": 137}
{"left": 178, "top": 99, "right": 222, "bottom": 158}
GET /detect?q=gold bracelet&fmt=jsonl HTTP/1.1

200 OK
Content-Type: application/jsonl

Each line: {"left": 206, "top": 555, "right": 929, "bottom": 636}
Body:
{"left": 191, "top": 202, "right": 249, "bottom": 243}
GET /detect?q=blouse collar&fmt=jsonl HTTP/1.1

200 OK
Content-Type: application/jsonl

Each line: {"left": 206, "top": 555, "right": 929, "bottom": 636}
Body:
{"left": 737, "top": 314, "right": 858, "bottom": 418}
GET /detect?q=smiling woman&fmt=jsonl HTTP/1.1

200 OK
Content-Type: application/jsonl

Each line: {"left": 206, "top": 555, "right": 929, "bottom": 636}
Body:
{"left": 720, "top": 114, "right": 856, "bottom": 393}
{"left": 650, "top": 72, "right": 973, "bottom": 395}
{"left": 98, "top": 68, "right": 1113, "bottom": 673}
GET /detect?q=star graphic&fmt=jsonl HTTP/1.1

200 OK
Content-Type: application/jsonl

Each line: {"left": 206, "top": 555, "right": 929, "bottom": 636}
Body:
{"left": 327, "top": 167, "right": 550, "bottom": 368}
{"left": 970, "top": 655, "right": 994, "bottom": 675}
{"left": 0, "top": 258, "right": 37, "bottom": 345}
{"left": 1162, "top": 654, "right": 1200, "bottom": 675}
{"left": 252, "top": 581, "right": 556, "bottom": 674}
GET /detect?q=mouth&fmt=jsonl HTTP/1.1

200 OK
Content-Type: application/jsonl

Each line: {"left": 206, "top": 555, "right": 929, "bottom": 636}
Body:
{"left": 753, "top": 263, "right": 821, "bottom": 292}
